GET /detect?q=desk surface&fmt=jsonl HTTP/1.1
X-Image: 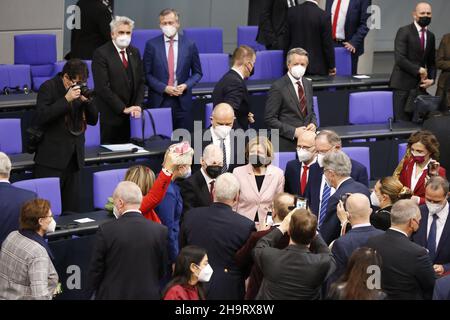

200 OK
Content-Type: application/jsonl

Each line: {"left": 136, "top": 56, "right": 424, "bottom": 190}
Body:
{"left": 0, "top": 92, "right": 37, "bottom": 109}
{"left": 321, "top": 123, "right": 421, "bottom": 139}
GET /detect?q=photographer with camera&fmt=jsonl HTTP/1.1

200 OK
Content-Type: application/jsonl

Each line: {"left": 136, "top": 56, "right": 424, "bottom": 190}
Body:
{"left": 33, "top": 59, "right": 98, "bottom": 213}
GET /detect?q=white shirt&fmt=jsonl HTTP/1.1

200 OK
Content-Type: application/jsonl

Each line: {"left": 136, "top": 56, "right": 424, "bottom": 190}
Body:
{"left": 318, "top": 172, "right": 336, "bottom": 214}
{"left": 0, "top": 179, "right": 10, "bottom": 183}
{"left": 200, "top": 167, "right": 216, "bottom": 193}
{"left": 164, "top": 33, "right": 179, "bottom": 86}
{"left": 299, "top": 158, "right": 316, "bottom": 187}
{"left": 389, "top": 227, "right": 408, "bottom": 238}
{"left": 414, "top": 21, "right": 428, "bottom": 49}
{"left": 231, "top": 67, "right": 245, "bottom": 80}
{"left": 411, "top": 158, "right": 431, "bottom": 192}
{"left": 112, "top": 40, "right": 128, "bottom": 62}
{"left": 210, "top": 127, "right": 231, "bottom": 169}
{"left": 123, "top": 209, "right": 142, "bottom": 215}
{"left": 427, "top": 201, "right": 449, "bottom": 250}
{"left": 287, "top": 71, "right": 304, "bottom": 101}
{"left": 331, "top": 0, "right": 351, "bottom": 40}
{"left": 352, "top": 223, "right": 372, "bottom": 229}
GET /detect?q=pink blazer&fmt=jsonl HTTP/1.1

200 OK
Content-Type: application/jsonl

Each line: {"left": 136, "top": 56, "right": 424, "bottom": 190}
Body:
{"left": 232, "top": 164, "right": 285, "bottom": 223}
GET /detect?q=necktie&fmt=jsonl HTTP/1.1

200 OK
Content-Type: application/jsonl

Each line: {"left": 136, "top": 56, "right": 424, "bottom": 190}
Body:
{"left": 426, "top": 213, "right": 438, "bottom": 262}
{"left": 120, "top": 50, "right": 128, "bottom": 69}
{"left": 296, "top": 81, "right": 307, "bottom": 117}
{"left": 168, "top": 38, "right": 175, "bottom": 86}
{"left": 420, "top": 28, "right": 426, "bottom": 52}
{"left": 318, "top": 181, "right": 331, "bottom": 228}
{"left": 332, "top": 0, "right": 343, "bottom": 40}
{"left": 209, "top": 180, "right": 215, "bottom": 202}
{"left": 300, "top": 165, "right": 309, "bottom": 195}
{"left": 220, "top": 139, "right": 228, "bottom": 174}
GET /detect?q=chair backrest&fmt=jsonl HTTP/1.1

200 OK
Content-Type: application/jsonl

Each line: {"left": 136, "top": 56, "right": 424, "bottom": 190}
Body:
{"left": 237, "top": 26, "right": 265, "bottom": 51}
{"left": 313, "top": 96, "right": 320, "bottom": 127}
{"left": 130, "top": 108, "right": 174, "bottom": 139}
{"left": 131, "top": 29, "right": 162, "bottom": 58}
{"left": 0, "top": 65, "right": 32, "bottom": 92}
{"left": 342, "top": 146, "right": 371, "bottom": 180}
{"left": 92, "top": 169, "right": 128, "bottom": 209}
{"left": 183, "top": 27, "right": 223, "bottom": 53}
{"left": 12, "top": 178, "right": 62, "bottom": 216}
{"left": 0, "top": 118, "right": 22, "bottom": 154}
{"left": 398, "top": 143, "right": 408, "bottom": 163}
{"left": 273, "top": 152, "right": 296, "bottom": 172}
{"left": 334, "top": 47, "right": 352, "bottom": 76}
{"left": 51, "top": 60, "right": 93, "bottom": 88}
{"left": 199, "top": 53, "right": 229, "bottom": 83}
{"left": 349, "top": 91, "right": 394, "bottom": 125}
{"left": 85, "top": 119, "right": 100, "bottom": 147}
{"left": 14, "top": 34, "right": 56, "bottom": 76}
{"left": 249, "top": 50, "right": 284, "bottom": 81}
{"left": 205, "top": 103, "right": 213, "bottom": 128}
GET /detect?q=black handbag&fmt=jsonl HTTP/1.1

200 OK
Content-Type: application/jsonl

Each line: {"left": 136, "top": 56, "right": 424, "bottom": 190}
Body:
{"left": 412, "top": 93, "right": 442, "bottom": 124}
{"left": 130, "top": 109, "right": 171, "bottom": 148}
{"left": 25, "top": 126, "right": 44, "bottom": 154}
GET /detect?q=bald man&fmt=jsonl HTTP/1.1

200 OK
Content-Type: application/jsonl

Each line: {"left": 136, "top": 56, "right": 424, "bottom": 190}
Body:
{"left": 329, "top": 193, "right": 383, "bottom": 282}
{"left": 390, "top": 2, "right": 436, "bottom": 122}
{"left": 284, "top": 130, "right": 317, "bottom": 197}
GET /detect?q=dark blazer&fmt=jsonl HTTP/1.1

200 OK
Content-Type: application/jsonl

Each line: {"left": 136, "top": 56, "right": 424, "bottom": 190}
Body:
{"left": 89, "top": 211, "right": 169, "bottom": 300}
{"left": 254, "top": 228, "right": 335, "bottom": 300}
{"left": 370, "top": 206, "right": 392, "bottom": 231}
{"left": 265, "top": 75, "right": 317, "bottom": 147}
{"left": 390, "top": 23, "right": 436, "bottom": 91}
{"left": 0, "top": 182, "right": 36, "bottom": 244}
{"left": 320, "top": 178, "right": 370, "bottom": 245}
{"left": 180, "top": 203, "right": 255, "bottom": 300}
{"left": 305, "top": 161, "right": 369, "bottom": 219}
{"left": 179, "top": 169, "right": 212, "bottom": 214}
{"left": 256, "top": 0, "right": 289, "bottom": 50}
{"left": 69, "top": 0, "right": 112, "bottom": 60}
{"left": 34, "top": 75, "right": 98, "bottom": 170}
{"left": 287, "top": 1, "right": 335, "bottom": 75}
{"left": 412, "top": 202, "right": 450, "bottom": 272}
{"left": 92, "top": 41, "right": 145, "bottom": 143}
{"left": 284, "top": 159, "right": 316, "bottom": 197}
{"left": 325, "top": 0, "right": 371, "bottom": 56}
{"left": 423, "top": 114, "right": 450, "bottom": 181}
{"left": 212, "top": 69, "right": 250, "bottom": 129}
{"left": 367, "top": 229, "right": 436, "bottom": 300}
{"left": 143, "top": 34, "right": 202, "bottom": 110}
{"left": 433, "top": 275, "right": 450, "bottom": 300}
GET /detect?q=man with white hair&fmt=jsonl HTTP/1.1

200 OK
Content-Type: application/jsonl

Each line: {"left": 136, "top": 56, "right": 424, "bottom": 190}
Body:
{"left": 367, "top": 199, "right": 436, "bottom": 300}
{"left": 180, "top": 144, "right": 224, "bottom": 213}
{"left": 0, "top": 152, "right": 36, "bottom": 244}
{"left": 89, "top": 181, "right": 168, "bottom": 300}
{"left": 92, "top": 15, "right": 144, "bottom": 144}
{"left": 181, "top": 173, "right": 255, "bottom": 300}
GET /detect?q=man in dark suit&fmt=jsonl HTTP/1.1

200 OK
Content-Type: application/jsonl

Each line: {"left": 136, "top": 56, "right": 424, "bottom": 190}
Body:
{"left": 235, "top": 192, "right": 294, "bottom": 300}
{"left": 68, "top": 0, "right": 112, "bottom": 60}
{"left": 180, "top": 173, "right": 255, "bottom": 300}
{"left": 287, "top": 0, "right": 336, "bottom": 76}
{"left": 367, "top": 199, "right": 436, "bottom": 300}
{"left": 320, "top": 151, "right": 370, "bottom": 244}
{"left": 390, "top": 2, "right": 436, "bottom": 122}
{"left": 256, "top": 0, "right": 292, "bottom": 50}
{"left": 413, "top": 177, "right": 450, "bottom": 276}
{"left": 0, "top": 153, "right": 36, "bottom": 244}
{"left": 143, "top": 8, "right": 202, "bottom": 131}
{"left": 423, "top": 111, "right": 450, "bottom": 180}
{"left": 433, "top": 275, "right": 450, "bottom": 300}
{"left": 92, "top": 16, "right": 143, "bottom": 144}
{"left": 254, "top": 207, "right": 336, "bottom": 300}
{"left": 179, "top": 144, "right": 223, "bottom": 214}
{"left": 89, "top": 181, "right": 168, "bottom": 300}
{"left": 265, "top": 48, "right": 318, "bottom": 152}
{"left": 34, "top": 59, "right": 98, "bottom": 213}
{"left": 326, "top": 0, "right": 371, "bottom": 74}
{"left": 212, "top": 46, "right": 256, "bottom": 129}
{"left": 285, "top": 131, "right": 317, "bottom": 197}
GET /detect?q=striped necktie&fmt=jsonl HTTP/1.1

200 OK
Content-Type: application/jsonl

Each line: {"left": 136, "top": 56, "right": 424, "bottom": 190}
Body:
{"left": 220, "top": 139, "right": 227, "bottom": 174}
{"left": 318, "top": 182, "right": 331, "bottom": 228}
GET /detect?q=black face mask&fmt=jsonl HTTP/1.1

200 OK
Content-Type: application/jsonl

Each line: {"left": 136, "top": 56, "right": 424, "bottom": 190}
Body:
{"left": 417, "top": 16, "right": 431, "bottom": 27}
{"left": 247, "top": 63, "right": 255, "bottom": 78}
{"left": 248, "top": 154, "right": 267, "bottom": 168}
{"left": 206, "top": 165, "right": 222, "bottom": 179}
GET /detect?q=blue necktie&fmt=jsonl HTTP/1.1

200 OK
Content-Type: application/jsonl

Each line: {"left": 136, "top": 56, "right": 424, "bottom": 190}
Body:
{"left": 318, "top": 182, "right": 331, "bottom": 228}
{"left": 426, "top": 214, "right": 438, "bottom": 262}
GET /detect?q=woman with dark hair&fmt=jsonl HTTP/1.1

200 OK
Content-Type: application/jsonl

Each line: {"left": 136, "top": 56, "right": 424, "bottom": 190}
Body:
{"left": 163, "top": 246, "right": 212, "bottom": 300}
{"left": 328, "top": 247, "right": 385, "bottom": 300}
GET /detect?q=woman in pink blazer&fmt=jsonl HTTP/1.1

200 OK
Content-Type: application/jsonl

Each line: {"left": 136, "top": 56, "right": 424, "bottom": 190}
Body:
{"left": 232, "top": 136, "right": 285, "bottom": 225}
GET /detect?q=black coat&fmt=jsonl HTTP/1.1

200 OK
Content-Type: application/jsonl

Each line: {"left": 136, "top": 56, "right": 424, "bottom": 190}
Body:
{"left": 423, "top": 114, "right": 450, "bottom": 181}
{"left": 89, "top": 211, "right": 169, "bottom": 300}
{"left": 181, "top": 203, "right": 255, "bottom": 300}
{"left": 179, "top": 169, "right": 212, "bottom": 214}
{"left": 34, "top": 75, "right": 98, "bottom": 170}
{"left": 367, "top": 229, "right": 436, "bottom": 300}
{"left": 287, "top": 2, "right": 335, "bottom": 76}
{"left": 390, "top": 23, "right": 436, "bottom": 91}
{"left": 212, "top": 70, "right": 250, "bottom": 129}
{"left": 256, "top": 0, "right": 289, "bottom": 50}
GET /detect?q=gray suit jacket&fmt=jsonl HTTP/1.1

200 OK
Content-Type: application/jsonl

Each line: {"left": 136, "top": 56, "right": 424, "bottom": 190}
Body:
{"left": 253, "top": 228, "right": 335, "bottom": 300}
{"left": 265, "top": 75, "right": 317, "bottom": 141}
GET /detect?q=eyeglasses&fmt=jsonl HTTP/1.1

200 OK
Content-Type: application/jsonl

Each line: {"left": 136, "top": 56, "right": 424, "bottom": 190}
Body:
{"left": 297, "top": 145, "right": 314, "bottom": 151}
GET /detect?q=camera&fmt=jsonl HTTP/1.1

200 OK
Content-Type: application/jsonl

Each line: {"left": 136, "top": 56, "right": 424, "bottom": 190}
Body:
{"left": 71, "top": 82, "right": 94, "bottom": 99}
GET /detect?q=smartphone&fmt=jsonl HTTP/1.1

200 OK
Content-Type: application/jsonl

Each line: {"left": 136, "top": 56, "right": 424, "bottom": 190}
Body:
{"left": 340, "top": 193, "right": 351, "bottom": 211}
{"left": 296, "top": 197, "right": 308, "bottom": 209}
{"left": 265, "top": 212, "right": 273, "bottom": 226}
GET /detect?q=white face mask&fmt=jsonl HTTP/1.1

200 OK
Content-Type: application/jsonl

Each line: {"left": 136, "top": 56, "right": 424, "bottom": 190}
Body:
{"left": 113, "top": 206, "right": 121, "bottom": 219}
{"left": 46, "top": 218, "right": 56, "bottom": 233}
{"left": 290, "top": 65, "right": 306, "bottom": 79}
{"left": 426, "top": 201, "right": 445, "bottom": 215}
{"left": 197, "top": 264, "right": 213, "bottom": 282}
{"left": 317, "top": 153, "right": 325, "bottom": 168}
{"left": 297, "top": 148, "right": 313, "bottom": 163}
{"left": 114, "top": 35, "right": 131, "bottom": 49}
{"left": 370, "top": 191, "right": 381, "bottom": 208}
{"left": 214, "top": 125, "right": 232, "bottom": 140}
{"left": 161, "top": 25, "right": 177, "bottom": 38}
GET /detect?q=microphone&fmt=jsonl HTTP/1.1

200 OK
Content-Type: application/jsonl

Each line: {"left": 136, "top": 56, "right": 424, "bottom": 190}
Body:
{"left": 98, "top": 147, "right": 139, "bottom": 156}
{"left": 388, "top": 117, "right": 393, "bottom": 131}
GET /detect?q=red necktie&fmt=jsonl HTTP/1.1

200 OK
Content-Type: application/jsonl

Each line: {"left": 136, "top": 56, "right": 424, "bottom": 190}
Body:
{"left": 420, "top": 28, "right": 426, "bottom": 52}
{"left": 120, "top": 50, "right": 128, "bottom": 69}
{"left": 168, "top": 38, "right": 175, "bottom": 86}
{"left": 210, "top": 180, "right": 215, "bottom": 202}
{"left": 332, "top": 0, "right": 342, "bottom": 40}
{"left": 296, "top": 81, "right": 307, "bottom": 116}
{"left": 300, "top": 165, "right": 309, "bottom": 195}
